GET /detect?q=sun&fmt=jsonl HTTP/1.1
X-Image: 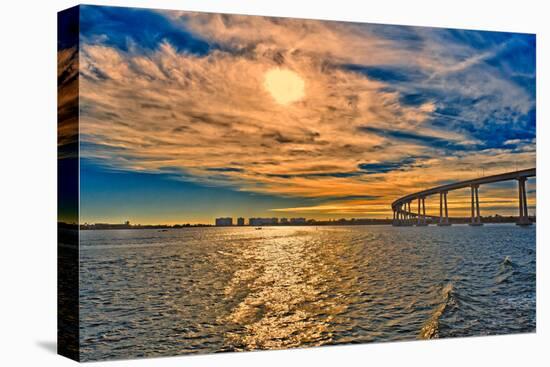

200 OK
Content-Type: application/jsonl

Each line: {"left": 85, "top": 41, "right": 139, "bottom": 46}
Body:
{"left": 263, "top": 68, "right": 305, "bottom": 105}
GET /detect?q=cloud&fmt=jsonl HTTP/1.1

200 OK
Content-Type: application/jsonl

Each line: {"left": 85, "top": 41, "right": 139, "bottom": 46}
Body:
{"left": 80, "top": 5, "right": 211, "bottom": 54}
{"left": 58, "top": 46, "right": 79, "bottom": 158}
{"left": 75, "top": 7, "right": 536, "bottom": 217}
{"left": 358, "top": 157, "right": 421, "bottom": 174}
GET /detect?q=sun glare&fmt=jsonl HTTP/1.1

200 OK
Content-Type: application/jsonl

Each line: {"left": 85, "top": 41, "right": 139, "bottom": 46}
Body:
{"left": 264, "top": 68, "right": 305, "bottom": 105}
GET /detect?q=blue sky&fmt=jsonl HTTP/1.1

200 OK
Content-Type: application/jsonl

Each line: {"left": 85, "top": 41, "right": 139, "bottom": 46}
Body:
{"left": 66, "top": 5, "right": 536, "bottom": 224}
{"left": 80, "top": 158, "right": 322, "bottom": 224}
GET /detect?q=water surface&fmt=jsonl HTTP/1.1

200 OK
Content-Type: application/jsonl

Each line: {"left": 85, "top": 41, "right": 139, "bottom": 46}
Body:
{"left": 79, "top": 224, "right": 535, "bottom": 360}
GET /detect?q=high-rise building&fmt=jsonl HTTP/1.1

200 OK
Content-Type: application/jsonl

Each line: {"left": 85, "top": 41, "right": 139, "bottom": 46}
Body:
{"left": 249, "top": 217, "right": 279, "bottom": 226}
{"left": 215, "top": 217, "right": 233, "bottom": 226}
{"left": 237, "top": 217, "right": 245, "bottom": 226}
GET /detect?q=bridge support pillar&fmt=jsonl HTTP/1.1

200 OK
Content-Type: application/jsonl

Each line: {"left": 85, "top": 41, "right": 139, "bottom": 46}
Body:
{"left": 438, "top": 191, "right": 451, "bottom": 226}
{"left": 393, "top": 205, "right": 403, "bottom": 226}
{"left": 517, "top": 177, "right": 532, "bottom": 226}
{"left": 407, "top": 201, "right": 411, "bottom": 226}
{"left": 416, "top": 196, "right": 427, "bottom": 226}
{"left": 422, "top": 197, "right": 427, "bottom": 225}
{"left": 417, "top": 198, "right": 421, "bottom": 225}
{"left": 392, "top": 208, "right": 402, "bottom": 226}
{"left": 469, "top": 184, "right": 483, "bottom": 226}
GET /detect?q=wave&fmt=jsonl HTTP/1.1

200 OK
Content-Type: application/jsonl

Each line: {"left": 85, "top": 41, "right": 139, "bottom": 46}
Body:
{"left": 502, "top": 256, "right": 514, "bottom": 267}
{"left": 495, "top": 256, "right": 518, "bottom": 284}
{"left": 419, "top": 283, "right": 457, "bottom": 339}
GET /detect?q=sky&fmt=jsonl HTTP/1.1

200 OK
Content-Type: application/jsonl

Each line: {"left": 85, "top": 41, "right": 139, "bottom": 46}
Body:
{"left": 64, "top": 5, "right": 536, "bottom": 224}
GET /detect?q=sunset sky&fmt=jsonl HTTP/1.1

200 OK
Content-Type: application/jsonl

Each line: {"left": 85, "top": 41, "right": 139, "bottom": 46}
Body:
{"left": 71, "top": 5, "right": 536, "bottom": 224}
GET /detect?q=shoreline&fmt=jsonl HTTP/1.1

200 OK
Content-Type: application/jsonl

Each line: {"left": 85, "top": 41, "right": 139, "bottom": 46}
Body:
{"left": 60, "top": 218, "right": 536, "bottom": 231}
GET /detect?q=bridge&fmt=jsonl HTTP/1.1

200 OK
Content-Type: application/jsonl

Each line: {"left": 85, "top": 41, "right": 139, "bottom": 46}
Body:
{"left": 391, "top": 168, "right": 536, "bottom": 226}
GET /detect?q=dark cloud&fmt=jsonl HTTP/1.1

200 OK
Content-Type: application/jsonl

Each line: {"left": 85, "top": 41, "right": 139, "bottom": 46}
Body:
{"left": 358, "top": 157, "right": 420, "bottom": 174}
{"left": 206, "top": 167, "right": 245, "bottom": 173}
{"left": 266, "top": 171, "right": 363, "bottom": 179}
{"left": 358, "top": 126, "right": 476, "bottom": 153}
{"left": 341, "top": 64, "right": 427, "bottom": 83}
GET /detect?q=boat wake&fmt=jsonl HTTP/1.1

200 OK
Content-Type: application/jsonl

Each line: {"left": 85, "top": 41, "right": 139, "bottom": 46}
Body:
{"left": 419, "top": 283, "right": 457, "bottom": 339}
{"left": 496, "top": 256, "right": 518, "bottom": 285}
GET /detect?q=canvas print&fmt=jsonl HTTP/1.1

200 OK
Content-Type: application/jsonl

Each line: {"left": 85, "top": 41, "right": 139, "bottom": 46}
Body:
{"left": 58, "top": 5, "right": 536, "bottom": 362}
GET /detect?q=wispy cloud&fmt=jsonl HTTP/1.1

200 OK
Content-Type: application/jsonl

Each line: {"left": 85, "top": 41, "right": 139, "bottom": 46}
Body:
{"left": 74, "top": 6, "right": 536, "bottom": 218}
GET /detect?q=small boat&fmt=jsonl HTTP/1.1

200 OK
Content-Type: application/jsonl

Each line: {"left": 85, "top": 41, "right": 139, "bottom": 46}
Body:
{"left": 255, "top": 227, "right": 262, "bottom": 230}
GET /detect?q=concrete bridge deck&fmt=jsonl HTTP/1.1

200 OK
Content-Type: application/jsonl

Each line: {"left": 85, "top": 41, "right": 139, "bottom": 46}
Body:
{"left": 391, "top": 168, "right": 535, "bottom": 226}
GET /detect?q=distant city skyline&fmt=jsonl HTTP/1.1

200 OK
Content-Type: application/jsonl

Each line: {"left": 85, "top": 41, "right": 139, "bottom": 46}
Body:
{"left": 76, "top": 211, "right": 533, "bottom": 229}
{"left": 68, "top": 6, "right": 535, "bottom": 224}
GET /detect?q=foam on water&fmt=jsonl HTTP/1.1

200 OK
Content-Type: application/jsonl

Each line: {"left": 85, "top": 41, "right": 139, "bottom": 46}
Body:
{"left": 419, "top": 283, "right": 457, "bottom": 339}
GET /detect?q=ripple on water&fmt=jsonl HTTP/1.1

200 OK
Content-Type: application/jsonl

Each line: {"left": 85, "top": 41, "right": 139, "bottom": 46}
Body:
{"left": 78, "top": 224, "right": 536, "bottom": 360}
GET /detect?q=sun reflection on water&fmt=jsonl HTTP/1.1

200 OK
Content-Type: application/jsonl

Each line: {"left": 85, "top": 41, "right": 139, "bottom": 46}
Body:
{"left": 78, "top": 225, "right": 536, "bottom": 360}
{"left": 220, "top": 228, "right": 360, "bottom": 350}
